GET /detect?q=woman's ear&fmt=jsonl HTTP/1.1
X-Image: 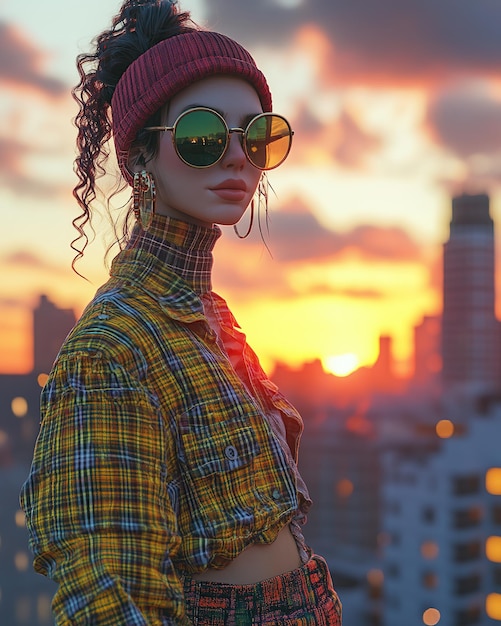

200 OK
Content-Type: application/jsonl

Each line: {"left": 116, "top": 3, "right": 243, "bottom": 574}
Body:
{"left": 128, "top": 147, "right": 147, "bottom": 174}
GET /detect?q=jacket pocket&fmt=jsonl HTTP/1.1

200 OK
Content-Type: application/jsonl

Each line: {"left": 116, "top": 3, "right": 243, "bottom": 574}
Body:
{"left": 177, "top": 403, "right": 262, "bottom": 537}
{"left": 179, "top": 412, "right": 260, "bottom": 477}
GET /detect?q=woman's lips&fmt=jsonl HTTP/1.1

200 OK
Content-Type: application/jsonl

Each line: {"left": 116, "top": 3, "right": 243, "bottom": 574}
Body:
{"left": 209, "top": 179, "right": 247, "bottom": 202}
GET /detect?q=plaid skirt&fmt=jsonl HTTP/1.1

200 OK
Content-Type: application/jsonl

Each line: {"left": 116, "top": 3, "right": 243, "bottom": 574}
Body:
{"left": 182, "top": 554, "right": 342, "bottom": 625}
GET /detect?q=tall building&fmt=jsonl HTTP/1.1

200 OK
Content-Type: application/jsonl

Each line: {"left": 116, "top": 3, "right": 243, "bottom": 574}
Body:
{"left": 382, "top": 400, "right": 501, "bottom": 625}
{"left": 299, "top": 407, "right": 383, "bottom": 624}
{"left": 0, "top": 295, "right": 77, "bottom": 625}
{"left": 33, "top": 294, "right": 76, "bottom": 375}
{"left": 442, "top": 193, "right": 499, "bottom": 393}
{"left": 413, "top": 315, "right": 441, "bottom": 389}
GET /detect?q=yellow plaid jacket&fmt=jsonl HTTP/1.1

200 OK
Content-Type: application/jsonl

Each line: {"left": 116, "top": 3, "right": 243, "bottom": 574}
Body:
{"left": 21, "top": 246, "right": 307, "bottom": 625}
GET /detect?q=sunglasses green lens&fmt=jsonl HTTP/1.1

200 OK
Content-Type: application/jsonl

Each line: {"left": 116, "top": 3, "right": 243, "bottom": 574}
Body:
{"left": 175, "top": 110, "right": 227, "bottom": 167}
{"left": 172, "top": 109, "right": 293, "bottom": 169}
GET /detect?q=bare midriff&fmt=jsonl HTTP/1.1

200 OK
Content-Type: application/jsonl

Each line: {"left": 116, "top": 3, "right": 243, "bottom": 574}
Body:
{"left": 192, "top": 524, "right": 302, "bottom": 585}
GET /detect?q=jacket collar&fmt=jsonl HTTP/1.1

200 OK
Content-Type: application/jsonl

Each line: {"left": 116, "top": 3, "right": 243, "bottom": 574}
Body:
{"left": 110, "top": 214, "right": 223, "bottom": 323}
{"left": 109, "top": 247, "right": 207, "bottom": 324}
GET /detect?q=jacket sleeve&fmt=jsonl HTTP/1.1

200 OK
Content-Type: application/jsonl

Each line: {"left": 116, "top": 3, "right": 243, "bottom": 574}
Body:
{"left": 20, "top": 350, "right": 190, "bottom": 625}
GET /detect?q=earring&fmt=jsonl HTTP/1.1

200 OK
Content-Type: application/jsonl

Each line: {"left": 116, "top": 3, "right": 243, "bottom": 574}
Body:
{"left": 233, "top": 173, "right": 270, "bottom": 240}
{"left": 133, "top": 170, "right": 156, "bottom": 230}
{"left": 257, "top": 173, "right": 270, "bottom": 234}
{"left": 233, "top": 200, "right": 254, "bottom": 239}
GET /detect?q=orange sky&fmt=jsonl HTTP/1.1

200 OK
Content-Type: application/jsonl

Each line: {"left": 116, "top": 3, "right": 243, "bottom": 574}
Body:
{"left": 2, "top": 0, "right": 501, "bottom": 376}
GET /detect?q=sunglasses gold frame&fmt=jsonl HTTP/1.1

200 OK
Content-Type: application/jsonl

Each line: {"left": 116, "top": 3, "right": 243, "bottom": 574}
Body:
{"left": 145, "top": 107, "right": 294, "bottom": 170}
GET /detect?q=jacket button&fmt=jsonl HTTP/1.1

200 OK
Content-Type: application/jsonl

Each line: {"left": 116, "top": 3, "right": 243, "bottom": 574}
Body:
{"left": 224, "top": 445, "right": 238, "bottom": 461}
{"left": 272, "top": 489, "right": 281, "bottom": 500}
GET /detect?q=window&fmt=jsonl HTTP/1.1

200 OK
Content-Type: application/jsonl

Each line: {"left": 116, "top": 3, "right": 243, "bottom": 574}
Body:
{"left": 452, "top": 474, "right": 481, "bottom": 496}
{"left": 493, "top": 566, "right": 501, "bottom": 587}
{"left": 454, "top": 605, "right": 481, "bottom": 626}
{"left": 422, "top": 571, "right": 439, "bottom": 589}
{"left": 386, "top": 500, "right": 401, "bottom": 515}
{"left": 454, "top": 541, "right": 481, "bottom": 563}
{"left": 37, "top": 594, "right": 52, "bottom": 623}
{"left": 454, "top": 573, "right": 481, "bottom": 595}
{"left": 386, "top": 562, "right": 400, "bottom": 578}
{"left": 453, "top": 506, "right": 483, "bottom": 529}
{"left": 387, "top": 594, "right": 400, "bottom": 609}
{"left": 492, "top": 505, "right": 501, "bottom": 526}
{"left": 423, "top": 507, "right": 436, "bottom": 523}
{"left": 421, "top": 541, "right": 439, "bottom": 560}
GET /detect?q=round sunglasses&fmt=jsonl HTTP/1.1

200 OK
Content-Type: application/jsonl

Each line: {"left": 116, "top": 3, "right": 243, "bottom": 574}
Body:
{"left": 145, "top": 107, "right": 294, "bottom": 170}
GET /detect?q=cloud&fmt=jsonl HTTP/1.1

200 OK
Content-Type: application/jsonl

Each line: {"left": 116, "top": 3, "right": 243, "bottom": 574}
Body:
{"left": 0, "top": 23, "right": 70, "bottom": 197}
{"left": 214, "top": 200, "right": 426, "bottom": 299}
{"left": 333, "top": 110, "right": 382, "bottom": 169}
{"left": 0, "top": 137, "right": 25, "bottom": 176}
{"left": 427, "top": 81, "right": 501, "bottom": 158}
{"left": 303, "top": 284, "right": 385, "bottom": 300}
{"left": 3, "top": 250, "right": 62, "bottom": 274}
{"left": 0, "top": 21, "right": 66, "bottom": 95}
{"left": 0, "top": 296, "right": 28, "bottom": 309}
{"left": 263, "top": 199, "right": 423, "bottom": 263}
{"left": 205, "top": 0, "right": 501, "bottom": 85}
{"left": 0, "top": 137, "right": 67, "bottom": 197}
{"left": 289, "top": 104, "right": 383, "bottom": 169}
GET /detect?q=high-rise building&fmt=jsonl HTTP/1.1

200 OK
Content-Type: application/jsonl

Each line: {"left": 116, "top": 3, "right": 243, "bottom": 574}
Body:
{"left": 33, "top": 294, "right": 76, "bottom": 375}
{"left": 413, "top": 315, "right": 441, "bottom": 389}
{"left": 442, "top": 193, "right": 499, "bottom": 393}
{"left": 382, "top": 400, "right": 501, "bottom": 625}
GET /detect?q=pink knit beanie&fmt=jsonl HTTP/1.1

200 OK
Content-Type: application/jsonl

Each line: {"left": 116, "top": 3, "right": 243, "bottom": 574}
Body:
{"left": 111, "top": 30, "right": 273, "bottom": 185}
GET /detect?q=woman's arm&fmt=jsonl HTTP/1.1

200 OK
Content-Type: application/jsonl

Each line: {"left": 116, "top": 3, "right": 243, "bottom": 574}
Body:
{"left": 20, "top": 351, "right": 189, "bottom": 625}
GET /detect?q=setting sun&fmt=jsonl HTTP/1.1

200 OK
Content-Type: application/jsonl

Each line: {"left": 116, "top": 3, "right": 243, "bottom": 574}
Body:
{"left": 323, "top": 353, "right": 360, "bottom": 377}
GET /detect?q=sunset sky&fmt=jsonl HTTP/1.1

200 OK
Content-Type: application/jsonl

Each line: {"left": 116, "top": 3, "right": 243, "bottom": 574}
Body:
{"left": 2, "top": 0, "right": 501, "bottom": 376}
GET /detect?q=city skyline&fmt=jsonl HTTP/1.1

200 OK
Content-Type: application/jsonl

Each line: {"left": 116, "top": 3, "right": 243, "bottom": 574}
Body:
{"left": 442, "top": 194, "right": 499, "bottom": 393}
{"left": 0, "top": 192, "right": 489, "bottom": 394}
{"left": 2, "top": 192, "right": 501, "bottom": 622}
{"left": 4, "top": 0, "right": 501, "bottom": 376}
{"left": 3, "top": 4, "right": 501, "bottom": 620}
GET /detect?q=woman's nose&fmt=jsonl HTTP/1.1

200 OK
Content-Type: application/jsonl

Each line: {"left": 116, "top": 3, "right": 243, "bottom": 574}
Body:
{"left": 221, "top": 130, "right": 247, "bottom": 169}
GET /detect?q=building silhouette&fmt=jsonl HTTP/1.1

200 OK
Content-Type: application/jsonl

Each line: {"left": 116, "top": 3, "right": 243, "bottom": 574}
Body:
{"left": 3, "top": 192, "right": 501, "bottom": 624}
{"left": 414, "top": 315, "right": 442, "bottom": 390}
{"left": 297, "top": 192, "right": 501, "bottom": 624}
{"left": 383, "top": 399, "right": 501, "bottom": 626}
{"left": 379, "top": 192, "right": 501, "bottom": 625}
{"left": 33, "top": 295, "right": 76, "bottom": 375}
{"left": 442, "top": 194, "right": 499, "bottom": 394}
{"left": 0, "top": 295, "right": 75, "bottom": 625}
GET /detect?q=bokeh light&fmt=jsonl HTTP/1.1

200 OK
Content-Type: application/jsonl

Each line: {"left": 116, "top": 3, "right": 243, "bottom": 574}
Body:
{"left": 435, "top": 419, "right": 454, "bottom": 439}
{"left": 423, "top": 607, "right": 441, "bottom": 625}
{"left": 486, "top": 468, "right": 501, "bottom": 495}
{"left": 11, "top": 397, "right": 28, "bottom": 418}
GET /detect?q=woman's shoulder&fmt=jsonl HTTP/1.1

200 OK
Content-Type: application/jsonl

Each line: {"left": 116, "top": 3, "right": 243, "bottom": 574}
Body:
{"left": 59, "top": 282, "right": 168, "bottom": 361}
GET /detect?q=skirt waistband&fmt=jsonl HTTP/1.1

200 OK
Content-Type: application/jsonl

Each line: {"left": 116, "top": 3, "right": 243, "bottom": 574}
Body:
{"left": 181, "top": 554, "right": 342, "bottom": 624}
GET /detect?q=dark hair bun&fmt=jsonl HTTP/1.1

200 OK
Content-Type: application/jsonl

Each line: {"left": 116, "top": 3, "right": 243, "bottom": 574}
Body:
{"left": 96, "top": 0, "right": 194, "bottom": 103}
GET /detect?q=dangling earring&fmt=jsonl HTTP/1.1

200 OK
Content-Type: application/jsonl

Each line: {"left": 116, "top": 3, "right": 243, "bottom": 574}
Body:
{"left": 233, "top": 200, "right": 254, "bottom": 239}
{"left": 256, "top": 173, "right": 274, "bottom": 257}
{"left": 256, "top": 173, "right": 270, "bottom": 236}
{"left": 133, "top": 170, "right": 156, "bottom": 230}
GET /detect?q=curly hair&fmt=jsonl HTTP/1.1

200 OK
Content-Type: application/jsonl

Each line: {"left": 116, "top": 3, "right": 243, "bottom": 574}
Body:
{"left": 71, "top": 0, "right": 196, "bottom": 271}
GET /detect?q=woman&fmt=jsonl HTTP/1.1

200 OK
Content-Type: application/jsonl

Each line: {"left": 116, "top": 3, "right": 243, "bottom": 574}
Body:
{"left": 20, "top": 1, "right": 342, "bottom": 624}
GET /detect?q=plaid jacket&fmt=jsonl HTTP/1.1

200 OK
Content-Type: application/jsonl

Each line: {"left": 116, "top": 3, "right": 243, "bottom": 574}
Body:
{"left": 20, "top": 246, "right": 307, "bottom": 625}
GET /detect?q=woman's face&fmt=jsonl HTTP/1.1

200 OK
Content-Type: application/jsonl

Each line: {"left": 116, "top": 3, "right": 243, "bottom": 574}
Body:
{"left": 142, "top": 76, "right": 264, "bottom": 228}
